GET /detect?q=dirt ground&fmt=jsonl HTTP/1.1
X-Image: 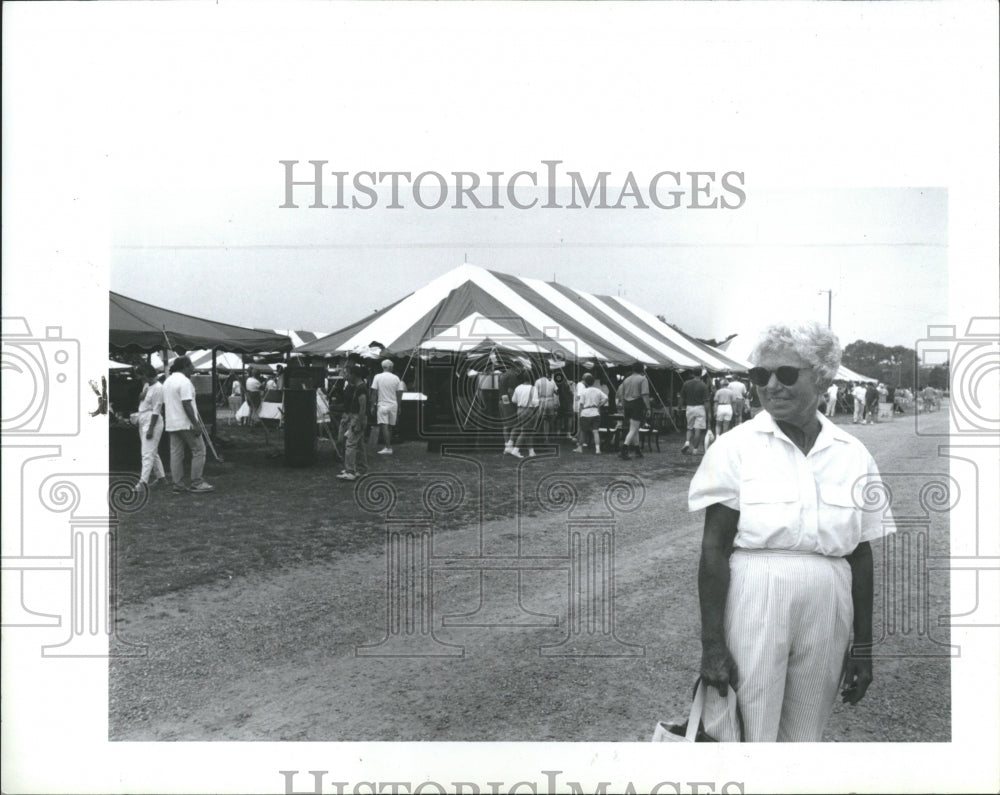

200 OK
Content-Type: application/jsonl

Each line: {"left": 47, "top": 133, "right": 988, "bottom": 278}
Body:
{"left": 109, "top": 407, "right": 952, "bottom": 742}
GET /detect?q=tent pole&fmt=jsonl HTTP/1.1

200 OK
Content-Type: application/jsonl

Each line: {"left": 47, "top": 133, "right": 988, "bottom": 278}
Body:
{"left": 211, "top": 349, "right": 219, "bottom": 438}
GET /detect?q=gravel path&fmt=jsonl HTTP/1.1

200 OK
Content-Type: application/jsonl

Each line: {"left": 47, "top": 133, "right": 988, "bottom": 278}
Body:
{"left": 110, "top": 408, "right": 951, "bottom": 742}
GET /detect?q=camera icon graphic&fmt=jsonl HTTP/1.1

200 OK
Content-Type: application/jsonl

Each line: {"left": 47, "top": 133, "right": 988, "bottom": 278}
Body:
{"left": 914, "top": 318, "right": 999, "bottom": 437}
{"left": 1, "top": 317, "right": 81, "bottom": 437}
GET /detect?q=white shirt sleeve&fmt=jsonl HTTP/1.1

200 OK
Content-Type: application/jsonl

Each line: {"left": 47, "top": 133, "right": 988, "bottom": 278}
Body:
{"left": 688, "top": 435, "right": 741, "bottom": 512}
{"left": 857, "top": 454, "right": 894, "bottom": 543}
{"left": 150, "top": 383, "right": 164, "bottom": 412}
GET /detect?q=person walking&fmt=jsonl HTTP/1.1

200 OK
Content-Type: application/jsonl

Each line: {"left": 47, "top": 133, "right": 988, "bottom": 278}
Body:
{"left": 245, "top": 368, "right": 263, "bottom": 426}
{"left": 680, "top": 371, "right": 711, "bottom": 455}
{"left": 533, "top": 367, "right": 558, "bottom": 443}
{"left": 865, "top": 382, "right": 880, "bottom": 424}
{"left": 825, "top": 381, "right": 838, "bottom": 418}
{"left": 572, "top": 372, "right": 608, "bottom": 454}
{"left": 713, "top": 378, "right": 736, "bottom": 437}
{"left": 510, "top": 370, "right": 538, "bottom": 459}
{"left": 851, "top": 382, "right": 867, "bottom": 424}
{"left": 500, "top": 360, "right": 523, "bottom": 455}
{"left": 572, "top": 367, "right": 591, "bottom": 443}
{"left": 370, "top": 359, "right": 403, "bottom": 455}
{"left": 728, "top": 377, "right": 747, "bottom": 426}
{"left": 163, "top": 356, "right": 214, "bottom": 494}
{"left": 337, "top": 366, "right": 369, "bottom": 481}
{"left": 553, "top": 366, "right": 574, "bottom": 440}
{"left": 134, "top": 364, "right": 166, "bottom": 492}
{"left": 619, "top": 362, "right": 651, "bottom": 459}
{"left": 690, "top": 321, "right": 893, "bottom": 741}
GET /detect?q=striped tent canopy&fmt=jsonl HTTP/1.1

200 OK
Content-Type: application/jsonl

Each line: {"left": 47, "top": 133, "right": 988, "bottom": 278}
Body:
{"left": 295, "top": 264, "right": 747, "bottom": 372}
{"left": 148, "top": 333, "right": 328, "bottom": 372}
{"left": 265, "top": 330, "right": 332, "bottom": 350}
{"left": 148, "top": 349, "right": 253, "bottom": 372}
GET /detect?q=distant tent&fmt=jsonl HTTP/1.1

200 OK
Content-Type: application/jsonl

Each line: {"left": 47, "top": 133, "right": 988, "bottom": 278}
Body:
{"left": 835, "top": 364, "right": 879, "bottom": 384}
{"left": 110, "top": 292, "right": 293, "bottom": 355}
{"left": 295, "top": 264, "right": 748, "bottom": 372}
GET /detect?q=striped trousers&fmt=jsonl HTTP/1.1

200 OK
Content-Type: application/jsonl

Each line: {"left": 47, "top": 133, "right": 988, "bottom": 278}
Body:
{"left": 702, "top": 549, "right": 853, "bottom": 742}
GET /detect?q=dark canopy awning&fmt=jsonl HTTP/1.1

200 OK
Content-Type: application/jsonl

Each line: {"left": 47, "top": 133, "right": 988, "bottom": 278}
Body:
{"left": 110, "top": 292, "right": 293, "bottom": 354}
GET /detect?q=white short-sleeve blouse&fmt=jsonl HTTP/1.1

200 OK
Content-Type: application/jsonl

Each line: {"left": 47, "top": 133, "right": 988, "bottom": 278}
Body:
{"left": 688, "top": 411, "right": 893, "bottom": 557}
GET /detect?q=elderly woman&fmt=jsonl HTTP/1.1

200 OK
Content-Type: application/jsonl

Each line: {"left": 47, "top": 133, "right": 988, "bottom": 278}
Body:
{"left": 688, "top": 321, "right": 893, "bottom": 741}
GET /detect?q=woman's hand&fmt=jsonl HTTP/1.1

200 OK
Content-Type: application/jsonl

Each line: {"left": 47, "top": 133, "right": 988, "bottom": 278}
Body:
{"left": 698, "top": 503, "right": 740, "bottom": 697}
{"left": 844, "top": 543, "right": 874, "bottom": 705}
{"left": 701, "top": 641, "right": 739, "bottom": 697}
{"left": 841, "top": 646, "right": 873, "bottom": 704}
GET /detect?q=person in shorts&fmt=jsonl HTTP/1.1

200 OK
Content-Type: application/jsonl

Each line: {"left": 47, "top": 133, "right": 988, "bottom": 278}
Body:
{"left": 713, "top": 378, "right": 736, "bottom": 437}
{"left": 680, "top": 371, "right": 710, "bottom": 455}
{"left": 618, "top": 362, "right": 651, "bottom": 460}
{"left": 572, "top": 373, "right": 608, "bottom": 454}
{"left": 370, "top": 359, "right": 403, "bottom": 454}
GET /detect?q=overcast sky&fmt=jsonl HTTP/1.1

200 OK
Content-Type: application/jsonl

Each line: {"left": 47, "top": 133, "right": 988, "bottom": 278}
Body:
{"left": 111, "top": 182, "right": 947, "bottom": 350}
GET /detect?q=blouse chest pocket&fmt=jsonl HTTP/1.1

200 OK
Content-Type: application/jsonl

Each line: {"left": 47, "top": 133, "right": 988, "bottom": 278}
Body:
{"left": 818, "top": 484, "right": 858, "bottom": 510}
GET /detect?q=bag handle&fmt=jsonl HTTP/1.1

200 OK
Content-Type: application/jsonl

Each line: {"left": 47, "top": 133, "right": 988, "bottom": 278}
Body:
{"left": 689, "top": 677, "right": 746, "bottom": 742}
{"left": 684, "top": 679, "right": 708, "bottom": 741}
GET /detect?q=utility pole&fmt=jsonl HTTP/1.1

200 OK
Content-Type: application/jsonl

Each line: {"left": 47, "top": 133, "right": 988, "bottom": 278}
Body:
{"left": 818, "top": 289, "right": 832, "bottom": 328}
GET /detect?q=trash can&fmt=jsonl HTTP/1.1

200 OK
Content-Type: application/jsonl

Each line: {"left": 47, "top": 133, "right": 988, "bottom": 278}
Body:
{"left": 283, "top": 389, "right": 316, "bottom": 467}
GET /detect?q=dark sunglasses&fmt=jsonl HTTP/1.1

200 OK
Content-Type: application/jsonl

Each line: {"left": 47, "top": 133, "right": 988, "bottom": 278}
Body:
{"left": 748, "top": 366, "right": 807, "bottom": 387}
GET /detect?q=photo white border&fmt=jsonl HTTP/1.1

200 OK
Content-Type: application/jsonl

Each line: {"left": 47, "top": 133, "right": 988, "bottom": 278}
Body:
{"left": 2, "top": 3, "right": 998, "bottom": 793}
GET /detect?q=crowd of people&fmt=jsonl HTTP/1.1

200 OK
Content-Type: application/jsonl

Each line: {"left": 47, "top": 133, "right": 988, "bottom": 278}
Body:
{"left": 130, "top": 344, "right": 941, "bottom": 511}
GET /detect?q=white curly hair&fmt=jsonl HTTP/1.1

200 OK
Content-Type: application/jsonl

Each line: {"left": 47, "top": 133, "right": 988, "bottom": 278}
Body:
{"left": 749, "top": 321, "right": 842, "bottom": 387}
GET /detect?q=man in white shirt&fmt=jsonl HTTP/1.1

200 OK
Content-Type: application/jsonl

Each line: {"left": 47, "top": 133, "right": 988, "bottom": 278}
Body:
{"left": 727, "top": 377, "right": 747, "bottom": 426}
{"left": 825, "top": 382, "right": 839, "bottom": 417}
{"left": 851, "top": 382, "right": 867, "bottom": 424}
{"left": 245, "top": 368, "right": 262, "bottom": 426}
{"left": 163, "top": 356, "right": 214, "bottom": 493}
{"left": 572, "top": 373, "right": 609, "bottom": 454}
{"left": 370, "top": 359, "right": 403, "bottom": 454}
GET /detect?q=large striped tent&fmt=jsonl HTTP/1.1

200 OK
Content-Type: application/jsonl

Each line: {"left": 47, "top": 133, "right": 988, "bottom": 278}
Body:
{"left": 295, "top": 264, "right": 747, "bottom": 372}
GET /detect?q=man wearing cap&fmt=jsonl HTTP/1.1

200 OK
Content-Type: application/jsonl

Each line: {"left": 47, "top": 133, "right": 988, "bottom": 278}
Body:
{"left": 163, "top": 356, "right": 214, "bottom": 493}
{"left": 680, "top": 371, "right": 710, "bottom": 455}
{"left": 370, "top": 359, "right": 403, "bottom": 455}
